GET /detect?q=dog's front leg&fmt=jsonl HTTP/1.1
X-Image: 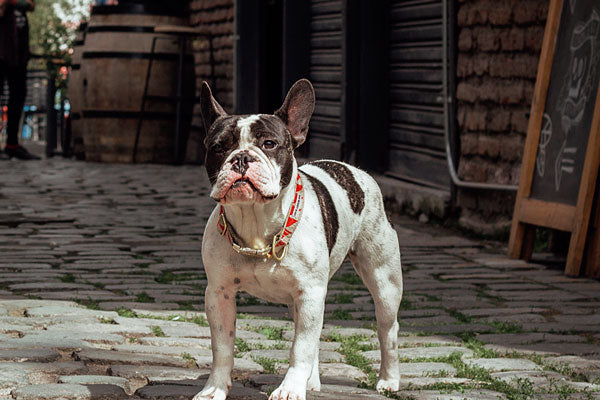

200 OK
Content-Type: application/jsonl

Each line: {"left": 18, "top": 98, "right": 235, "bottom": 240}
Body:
{"left": 194, "top": 284, "right": 236, "bottom": 400}
{"left": 270, "top": 286, "right": 326, "bottom": 400}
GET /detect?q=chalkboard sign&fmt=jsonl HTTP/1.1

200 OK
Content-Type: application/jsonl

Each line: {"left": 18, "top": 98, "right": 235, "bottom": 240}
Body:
{"left": 508, "top": 0, "right": 600, "bottom": 276}
{"left": 530, "top": 1, "right": 600, "bottom": 205}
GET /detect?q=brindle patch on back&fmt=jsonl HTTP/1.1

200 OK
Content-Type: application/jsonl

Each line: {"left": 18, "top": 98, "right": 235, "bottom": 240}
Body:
{"left": 301, "top": 171, "right": 339, "bottom": 254}
{"left": 311, "top": 161, "right": 365, "bottom": 215}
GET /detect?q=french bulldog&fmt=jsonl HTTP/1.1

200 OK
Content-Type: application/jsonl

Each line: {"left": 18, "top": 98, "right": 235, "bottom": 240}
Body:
{"left": 194, "top": 79, "right": 403, "bottom": 400}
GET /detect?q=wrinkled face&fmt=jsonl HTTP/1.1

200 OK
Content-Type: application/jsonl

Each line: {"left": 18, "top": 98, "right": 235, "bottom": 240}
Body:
{"left": 205, "top": 114, "right": 295, "bottom": 204}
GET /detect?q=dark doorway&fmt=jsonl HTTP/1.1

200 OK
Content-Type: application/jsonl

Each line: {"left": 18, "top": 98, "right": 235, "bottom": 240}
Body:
{"left": 235, "top": 0, "right": 283, "bottom": 114}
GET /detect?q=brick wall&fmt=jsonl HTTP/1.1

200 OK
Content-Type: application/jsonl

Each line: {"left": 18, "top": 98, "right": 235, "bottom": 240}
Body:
{"left": 455, "top": 0, "right": 549, "bottom": 234}
{"left": 186, "top": 0, "right": 234, "bottom": 163}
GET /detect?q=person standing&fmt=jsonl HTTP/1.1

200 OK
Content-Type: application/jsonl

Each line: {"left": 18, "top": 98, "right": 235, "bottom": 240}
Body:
{"left": 0, "top": 0, "right": 39, "bottom": 160}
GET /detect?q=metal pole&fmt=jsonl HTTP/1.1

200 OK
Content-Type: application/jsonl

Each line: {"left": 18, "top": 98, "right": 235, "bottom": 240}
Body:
{"left": 45, "top": 72, "right": 57, "bottom": 157}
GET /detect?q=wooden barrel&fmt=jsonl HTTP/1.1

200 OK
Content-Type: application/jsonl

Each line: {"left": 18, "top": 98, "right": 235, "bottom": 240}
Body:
{"left": 69, "top": 22, "right": 87, "bottom": 160}
{"left": 81, "top": 1, "right": 194, "bottom": 163}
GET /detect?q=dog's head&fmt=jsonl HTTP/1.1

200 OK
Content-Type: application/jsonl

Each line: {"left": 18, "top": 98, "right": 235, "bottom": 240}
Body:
{"left": 200, "top": 79, "right": 315, "bottom": 205}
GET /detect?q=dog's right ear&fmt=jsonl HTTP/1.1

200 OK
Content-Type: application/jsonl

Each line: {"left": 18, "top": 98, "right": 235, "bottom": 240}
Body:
{"left": 200, "top": 82, "right": 227, "bottom": 139}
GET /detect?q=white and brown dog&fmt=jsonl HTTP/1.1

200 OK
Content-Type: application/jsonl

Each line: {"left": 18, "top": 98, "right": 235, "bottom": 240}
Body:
{"left": 195, "top": 79, "right": 403, "bottom": 400}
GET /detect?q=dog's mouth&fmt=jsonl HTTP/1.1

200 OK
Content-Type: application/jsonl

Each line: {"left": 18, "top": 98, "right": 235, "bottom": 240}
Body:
{"left": 222, "top": 178, "right": 277, "bottom": 202}
{"left": 231, "top": 178, "right": 257, "bottom": 190}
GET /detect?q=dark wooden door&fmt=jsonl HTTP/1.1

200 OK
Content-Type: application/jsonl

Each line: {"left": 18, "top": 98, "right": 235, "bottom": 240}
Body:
{"left": 307, "top": 0, "right": 345, "bottom": 159}
{"left": 387, "top": 0, "right": 450, "bottom": 189}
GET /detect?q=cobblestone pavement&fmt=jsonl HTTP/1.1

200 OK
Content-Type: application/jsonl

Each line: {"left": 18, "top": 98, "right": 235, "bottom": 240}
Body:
{"left": 0, "top": 159, "right": 600, "bottom": 400}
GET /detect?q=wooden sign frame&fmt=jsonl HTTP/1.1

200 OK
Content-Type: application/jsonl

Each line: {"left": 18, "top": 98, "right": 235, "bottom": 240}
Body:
{"left": 508, "top": 0, "right": 600, "bottom": 276}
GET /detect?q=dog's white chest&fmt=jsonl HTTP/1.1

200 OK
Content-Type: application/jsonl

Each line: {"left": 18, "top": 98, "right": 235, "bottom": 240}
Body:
{"left": 236, "top": 260, "right": 298, "bottom": 305}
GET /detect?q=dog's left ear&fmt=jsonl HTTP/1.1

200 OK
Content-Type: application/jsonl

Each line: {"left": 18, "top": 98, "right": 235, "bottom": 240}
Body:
{"left": 200, "top": 81, "right": 227, "bottom": 141}
{"left": 275, "top": 79, "right": 315, "bottom": 148}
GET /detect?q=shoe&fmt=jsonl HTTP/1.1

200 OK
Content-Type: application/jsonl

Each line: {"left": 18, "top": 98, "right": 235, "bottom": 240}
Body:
{"left": 5, "top": 145, "right": 41, "bottom": 160}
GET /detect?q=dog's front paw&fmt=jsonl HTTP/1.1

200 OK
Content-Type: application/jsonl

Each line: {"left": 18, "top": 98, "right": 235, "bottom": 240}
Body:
{"left": 193, "top": 386, "right": 227, "bottom": 400}
{"left": 269, "top": 384, "right": 306, "bottom": 400}
{"left": 376, "top": 378, "right": 399, "bottom": 392}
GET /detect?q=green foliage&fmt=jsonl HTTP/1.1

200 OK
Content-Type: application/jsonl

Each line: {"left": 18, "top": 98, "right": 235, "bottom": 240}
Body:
{"left": 255, "top": 326, "right": 285, "bottom": 341}
{"left": 234, "top": 337, "right": 250, "bottom": 356}
{"left": 116, "top": 308, "right": 138, "bottom": 318}
{"left": 252, "top": 356, "right": 278, "bottom": 374}
{"left": 28, "top": 0, "right": 91, "bottom": 85}
{"left": 58, "top": 273, "right": 76, "bottom": 283}
{"left": 135, "top": 291, "right": 155, "bottom": 303}
{"left": 331, "top": 309, "right": 353, "bottom": 320}
{"left": 150, "top": 325, "right": 165, "bottom": 337}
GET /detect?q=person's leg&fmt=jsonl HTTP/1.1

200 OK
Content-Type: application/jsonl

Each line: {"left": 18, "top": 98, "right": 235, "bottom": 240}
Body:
{"left": 4, "top": 65, "right": 39, "bottom": 159}
{"left": 6, "top": 64, "right": 27, "bottom": 147}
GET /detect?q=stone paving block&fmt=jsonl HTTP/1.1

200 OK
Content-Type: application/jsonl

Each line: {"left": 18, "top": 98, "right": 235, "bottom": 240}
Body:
{"left": 97, "top": 302, "right": 180, "bottom": 311}
{"left": 479, "top": 313, "right": 548, "bottom": 324}
{"left": 137, "top": 336, "right": 211, "bottom": 348}
{"left": 318, "top": 363, "right": 367, "bottom": 381}
{"left": 371, "top": 361, "right": 457, "bottom": 376}
{"left": 487, "top": 343, "right": 600, "bottom": 356}
{"left": 319, "top": 327, "right": 376, "bottom": 339}
{"left": 464, "top": 357, "right": 541, "bottom": 372}
{"left": 74, "top": 349, "right": 189, "bottom": 368}
{"left": 490, "top": 370, "right": 570, "bottom": 390}
{"left": 0, "top": 348, "right": 61, "bottom": 363}
{"left": 545, "top": 355, "right": 600, "bottom": 381}
{"left": 398, "top": 323, "right": 494, "bottom": 335}
{"left": 463, "top": 307, "right": 550, "bottom": 317}
{"left": 46, "top": 323, "right": 151, "bottom": 336}
{"left": 108, "top": 365, "right": 210, "bottom": 382}
{"left": 0, "top": 362, "right": 87, "bottom": 389}
{"left": 11, "top": 383, "right": 128, "bottom": 400}
{"left": 112, "top": 343, "right": 212, "bottom": 358}
{"left": 396, "top": 335, "right": 462, "bottom": 347}
{"left": 26, "top": 305, "right": 118, "bottom": 319}
{"left": 9, "top": 282, "right": 94, "bottom": 292}
{"left": 58, "top": 375, "right": 130, "bottom": 393}
{"left": 398, "top": 346, "right": 473, "bottom": 361}
{"left": 478, "top": 333, "right": 587, "bottom": 345}
{"left": 135, "top": 382, "right": 266, "bottom": 399}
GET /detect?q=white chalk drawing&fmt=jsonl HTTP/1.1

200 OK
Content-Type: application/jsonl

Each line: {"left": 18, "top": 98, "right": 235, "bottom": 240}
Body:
{"left": 555, "top": 140, "right": 578, "bottom": 191}
{"left": 536, "top": 113, "right": 553, "bottom": 178}
{"left": 558, "top": 10, "right": 600, "bottom": 135}
{"left": 550, "top": 9, "right": 600, "bottom": 192}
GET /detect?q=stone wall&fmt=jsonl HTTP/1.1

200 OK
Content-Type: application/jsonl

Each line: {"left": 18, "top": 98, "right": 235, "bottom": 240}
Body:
{"left": 455, "top": 0, "right": 549, "bottom": 234}
{"left": 185, "top": 0, "right": 234, "bottom": 163}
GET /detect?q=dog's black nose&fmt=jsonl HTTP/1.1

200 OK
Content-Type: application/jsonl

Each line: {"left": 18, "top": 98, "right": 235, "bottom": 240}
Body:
{"left": 231, "top": 151, "right": 255, "bottom": 175}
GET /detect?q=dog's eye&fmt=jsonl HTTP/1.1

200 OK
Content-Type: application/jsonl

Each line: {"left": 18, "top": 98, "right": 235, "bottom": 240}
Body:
{"left": 211, "top": 143, "right": 224, "bottom": 153}
{"left": 262, "top": 140, "right": 277, "bottom": 150}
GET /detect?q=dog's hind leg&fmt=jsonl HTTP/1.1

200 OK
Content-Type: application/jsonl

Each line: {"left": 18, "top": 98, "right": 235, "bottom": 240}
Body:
{"left": 349, "top": 221, "right": 402, "bottom": 392}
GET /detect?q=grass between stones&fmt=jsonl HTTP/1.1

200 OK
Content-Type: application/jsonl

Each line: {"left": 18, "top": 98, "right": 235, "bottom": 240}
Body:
{"left": 329, "top": 293, "right": 354, "bottom": 304}
{"left": 181, "top": 352, "right": 198, "bottom": 368}
{"left": 252, "top": 356, "right": 280, "bottom": 374}
{"left": 135, "top": 291, "right": 155, "bottom": 303}
{"left": 250, "top": 326, "right": 285, "bottom": 341}
{"left": 155, "top": 271, "right": 202, "bottom": 284}
{"left": 58, "top": 273, "right": 76, "bottom": 283}
{"left": 75, "top": 297, "right": 99, "bottom": 310}
{"left": 331, "top": 273, "right": 362, "bottom": 285}
{"left": 150, "top": 325, "right": 166, "bottom": 337}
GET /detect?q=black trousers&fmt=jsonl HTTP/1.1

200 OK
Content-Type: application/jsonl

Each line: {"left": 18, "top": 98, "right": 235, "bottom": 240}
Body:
{"left": 0, "top": 63, "right": 27, "bottom": 146}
